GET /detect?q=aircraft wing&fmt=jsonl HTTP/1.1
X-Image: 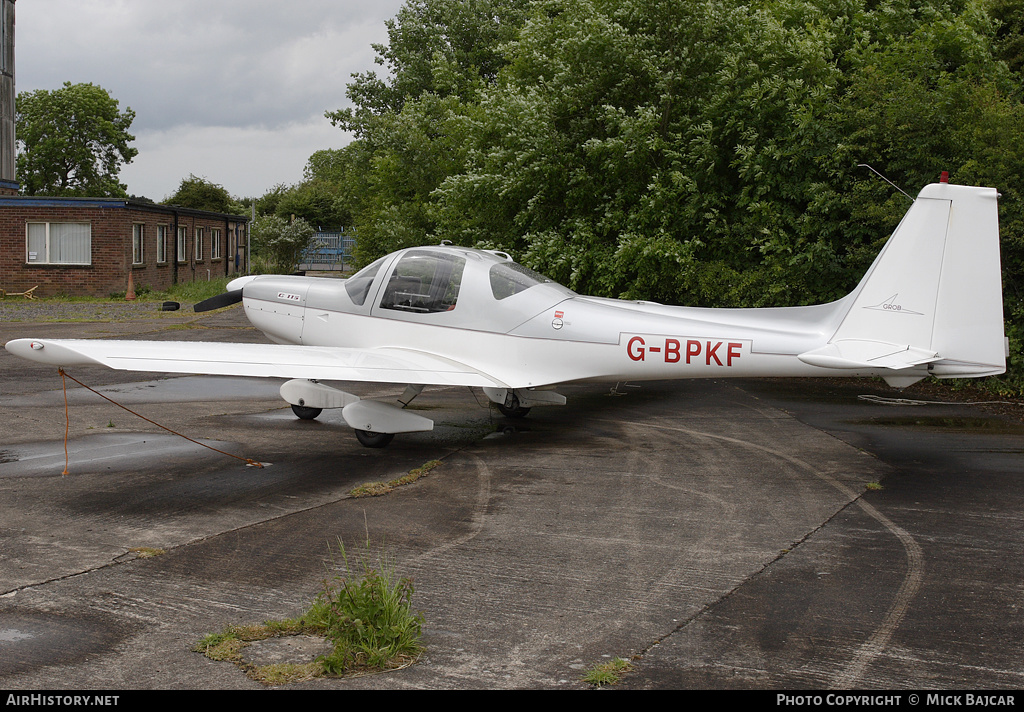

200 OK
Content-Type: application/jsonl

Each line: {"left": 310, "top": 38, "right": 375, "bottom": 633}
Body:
{"left": 4, "top": 338, "right": 507, "bottom": 389}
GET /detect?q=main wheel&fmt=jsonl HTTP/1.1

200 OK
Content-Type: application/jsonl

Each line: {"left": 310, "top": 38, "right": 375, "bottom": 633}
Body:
{"left": 496, "top": 395, "right": 531, "bottom": 419}
{"left": 291, "top": 404, "right": 323, "bottom": 420}
{"left": 354, "top": 429, "right": 395, "bottom": 448}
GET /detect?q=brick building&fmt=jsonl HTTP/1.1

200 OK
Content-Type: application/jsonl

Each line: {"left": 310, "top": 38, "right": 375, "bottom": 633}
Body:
{"left": 0, "top": 1, "right": 251, "bottom": 298}
{"left": 0, "top": 196, "right": 249, "bottom": 297}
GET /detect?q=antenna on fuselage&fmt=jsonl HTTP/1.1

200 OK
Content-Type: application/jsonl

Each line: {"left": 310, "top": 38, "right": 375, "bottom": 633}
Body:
{"left": 858, "top": 164, "right": 914, "bottom": 202}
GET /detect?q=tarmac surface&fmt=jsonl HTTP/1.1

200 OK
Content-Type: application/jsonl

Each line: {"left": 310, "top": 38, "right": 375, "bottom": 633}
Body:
{"left": 0, "top": 302, "right": 1021, "bottom": 690}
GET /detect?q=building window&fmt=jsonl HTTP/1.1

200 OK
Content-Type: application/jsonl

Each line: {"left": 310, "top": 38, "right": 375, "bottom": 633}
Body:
{"left": 157, "top": 225, "right": 168, "bottom": 264}
{"left": 211, "top": 228, "right": 222, "bottom": 259}
{"left": 177, "top": 226, "right": 187, "bottom": 263}
{"left": 132, "top": 224, "right": 145, "bottom": 264}
{"left": 26, "top": 222, "right": 91, "bottom": 265}
{"left": 195, "top": 227, "right": 204, "bottom": 261}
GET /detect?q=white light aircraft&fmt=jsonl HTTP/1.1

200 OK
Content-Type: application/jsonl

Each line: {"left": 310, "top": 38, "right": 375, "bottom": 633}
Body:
{"left": 6, "top": 181, "right": 1007, "bottom": 447}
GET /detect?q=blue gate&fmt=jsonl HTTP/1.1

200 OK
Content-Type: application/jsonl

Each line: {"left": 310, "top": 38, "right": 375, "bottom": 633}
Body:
{"left": 300, "top": 230, "right": 356, "bottom": 271}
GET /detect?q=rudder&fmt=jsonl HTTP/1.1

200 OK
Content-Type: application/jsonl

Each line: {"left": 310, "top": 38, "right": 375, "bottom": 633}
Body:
{"left": 799, "top": 182, "right": 1005, "bottom": 383}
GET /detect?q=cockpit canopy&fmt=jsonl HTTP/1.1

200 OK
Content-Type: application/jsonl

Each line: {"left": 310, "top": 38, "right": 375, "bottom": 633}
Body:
{"left": 343, "top": 246, "right": 574, "bottom": 333}
{"left": 379, "top": 250, "right": 465, "bottom": 314}
{"left": 488, "top": 260, "right": 558, "bottom": 300}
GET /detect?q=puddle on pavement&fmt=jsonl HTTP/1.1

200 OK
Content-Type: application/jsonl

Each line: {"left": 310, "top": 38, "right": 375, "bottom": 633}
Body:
{"left": 0, "top": 375, "right": 285, "bottom": 407}
{"left": 852, "top": 416, "right": 1024, "bottom": 434}
{"left": 0, "top": 433, "right": 244, "bottom": 477}
{"left": 0, "top": 610, "right": 135, "bottom": 677}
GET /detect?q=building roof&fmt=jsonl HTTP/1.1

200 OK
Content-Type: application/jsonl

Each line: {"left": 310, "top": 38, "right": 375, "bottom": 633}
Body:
{"left": 0, "top": 195, "right": 249, "bottom": 222}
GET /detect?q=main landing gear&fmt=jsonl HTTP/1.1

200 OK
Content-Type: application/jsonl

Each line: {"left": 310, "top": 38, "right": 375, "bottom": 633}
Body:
{"left": 354, "top": 430, "right": 396, "bottom": 448}
{"left": 495, "top": 393, "right": 531, "bottom": 419}
{"left": 289, "top": 401, "right": 396, "bottom": 447}
{"left": 290, "top": 404, "right": 323, "bottom": 420}
{"left": 485, "top": 387, "right": 565, "bottom": 419}
{"left": 281, "top": 379, "right": 431, "bottom": 448}
{"left": 282, "top": 381, "right": 566, "bottom": 448}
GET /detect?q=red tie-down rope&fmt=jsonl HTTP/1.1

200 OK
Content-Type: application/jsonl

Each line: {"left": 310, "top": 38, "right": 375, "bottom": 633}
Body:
{"left": 57, "top": 368, "right": 264, "bottom": 474}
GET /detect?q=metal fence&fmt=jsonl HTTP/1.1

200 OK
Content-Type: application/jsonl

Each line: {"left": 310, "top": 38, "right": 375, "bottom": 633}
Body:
{"left": 299, "top": 230, "right": 356, "bottom": 271}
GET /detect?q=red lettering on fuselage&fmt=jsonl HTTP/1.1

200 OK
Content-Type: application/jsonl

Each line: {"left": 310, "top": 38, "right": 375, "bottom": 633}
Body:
{"left": 706, "top": 341, "right": 722, "bottom": 366}
{"left": 665, "top": 339, "right": 680, "bottom": 363}
{"left": 625, "top": 336, "right": 747, "bottom": 367}
{"left": 727, "top": 342, "right": 741, "bottom": 366}
{"left": 627, "top": 336, "right": 646, "bottom": 361}
{"left": 686, "top": 340, "right": 701, "bottom": 364}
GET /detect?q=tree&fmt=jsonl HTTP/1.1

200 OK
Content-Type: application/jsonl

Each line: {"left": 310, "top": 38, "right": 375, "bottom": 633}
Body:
{"left": 992, "top": 0, "right": 1024, "bottom": 81}
{"left": 325, "top": 0, "right": 1024, "bottom": 389}
{"left": 16, "top": 82, "right": 138, "bottom": 197}
{"left": 250, "top": 214, "right": 317, "bottom": 273}
{"left": 325, "top": 0, "right": 529, "bottom": 263}
{"left": 254, "top": 149, "right": 361, "bottom": 230}
{"left": 163, "top": 174, "right": 239, "bottom": 214}
{"left": 329, "top": 0, "right": 530, "bottom": 130}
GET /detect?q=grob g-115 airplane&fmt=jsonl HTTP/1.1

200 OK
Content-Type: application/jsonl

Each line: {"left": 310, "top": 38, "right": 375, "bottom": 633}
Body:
{"left": 6, "top": 181, "right": 1007, "bottom": 447}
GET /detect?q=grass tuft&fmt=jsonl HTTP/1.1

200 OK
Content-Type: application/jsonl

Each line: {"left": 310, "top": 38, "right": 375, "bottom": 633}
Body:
{"left": 194, "top": 540, "right": 424, "bottom": 684}
{"left": 582, "top": 657, "right": 635, "bottom": 687}
{"left": 305, "top": 540, "right": 424, "bottom": 674}
{"left": 349, "top": 459, "right": 442, "bottom": 498}
{"left": 129, "top": 547, "right": 166, "bottom": 558}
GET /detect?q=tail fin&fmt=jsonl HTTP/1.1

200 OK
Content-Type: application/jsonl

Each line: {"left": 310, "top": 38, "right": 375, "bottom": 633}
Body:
{"left": 799, "top": 182, "right": 1006, "bottom": 386}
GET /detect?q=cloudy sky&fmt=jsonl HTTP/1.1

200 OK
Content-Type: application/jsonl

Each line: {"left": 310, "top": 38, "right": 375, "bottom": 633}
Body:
{"left": 15, "top": 0, "right": 408, "bottom": 201}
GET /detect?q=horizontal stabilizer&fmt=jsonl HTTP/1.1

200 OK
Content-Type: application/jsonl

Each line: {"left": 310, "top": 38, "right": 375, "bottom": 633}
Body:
{"left": 798, "top": 340, "right": 938, "bottom": 370}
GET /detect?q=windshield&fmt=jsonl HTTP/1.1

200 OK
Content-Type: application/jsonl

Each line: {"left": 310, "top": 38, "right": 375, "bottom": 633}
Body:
{"left": 344, "top": 256, "right": 387, "bottom": 306}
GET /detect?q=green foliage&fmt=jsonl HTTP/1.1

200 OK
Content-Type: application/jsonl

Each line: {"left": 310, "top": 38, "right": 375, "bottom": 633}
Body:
{"left": 162, "top": 174, "right": 242, "bottom": 214}
{"left": 582, "top": 657, "right": 634, "bottom": 686}
{"left": 319, "top": 0, "right": 1024, "bottom": 389}
{"left": 306, "top": 542, "right": 424, "bottom": 673}
{"left": 194, "top": 541, "right": 424, "bottom": 684}
{"left": 992, "top": 0, "right": 1024, "bottom": 78}
{"left": 324, "top": 0, "right": 530, "bottom": 265}
{"left": 328, "top": 0, "right": 530, "bottom": 125}
{"left": 251, "top": 146, "right": 364, "bottom": 232}
{"left": 152, "top": 277, "right": 235, "bottom": 304}
{"left": 250, "top": 214, "right": 317, "bottom": 273}
{"left": 272, "top": 178, "right": 351, "bottom": 230}
{"left": 16, "top": 82, "right": 138, "bottom": 197}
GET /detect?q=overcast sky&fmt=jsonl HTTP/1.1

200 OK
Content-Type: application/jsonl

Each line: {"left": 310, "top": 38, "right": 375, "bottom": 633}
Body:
{"left": 15, "top": 0, "right": 408, "bottom": 201}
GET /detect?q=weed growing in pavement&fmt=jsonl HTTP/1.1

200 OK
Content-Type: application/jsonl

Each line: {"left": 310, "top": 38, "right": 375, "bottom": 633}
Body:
{"left": 349, "top": 459, "right": 442, "bottom": 498}
{"left": 194, "top": 539, "right": 424, "bottom": 684}
{"left": 581, "top": 657, "right": 634, "bottom": 686}
{"left": 306, "top": 540, "right": 424, "bottom": 674}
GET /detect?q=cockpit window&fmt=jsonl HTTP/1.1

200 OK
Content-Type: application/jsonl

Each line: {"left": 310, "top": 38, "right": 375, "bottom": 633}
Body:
{"left": 489, "top": 261, "right": 556, "bottom": 300}
{"left": 344, "top": 256, "right": 386, "bottom": 306}
{"left": 380, "top": 251, "right": 466, "bottom": 313}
